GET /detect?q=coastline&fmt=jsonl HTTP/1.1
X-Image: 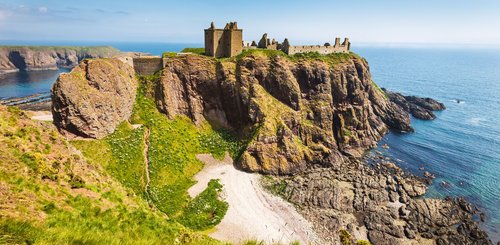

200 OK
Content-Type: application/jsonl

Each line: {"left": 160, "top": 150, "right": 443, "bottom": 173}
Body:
{"left": 0, "top": 46, "right": 496, "bottom": 243}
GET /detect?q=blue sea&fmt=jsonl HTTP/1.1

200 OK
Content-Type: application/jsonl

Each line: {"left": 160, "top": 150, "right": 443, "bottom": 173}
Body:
{"left": 0, "top": 42, "right": 499, "bottom": 241}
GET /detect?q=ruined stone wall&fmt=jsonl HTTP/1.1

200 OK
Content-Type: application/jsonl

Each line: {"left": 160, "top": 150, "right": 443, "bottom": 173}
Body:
{"left": 286, "top": 45, "right": 349, "bottom": 55}
{"left": 228, "top": 29, "right": 243, "bottom": 57}
{"left": 133, "top": 57, "right": 164, "bottom": 75}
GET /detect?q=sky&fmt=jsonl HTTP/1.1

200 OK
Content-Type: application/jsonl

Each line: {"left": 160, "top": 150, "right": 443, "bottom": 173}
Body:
{"left": 1, "top": 0, "right": 500, "bottom": 46}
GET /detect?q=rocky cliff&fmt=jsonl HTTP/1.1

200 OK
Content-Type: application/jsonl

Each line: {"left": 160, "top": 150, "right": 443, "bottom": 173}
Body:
{"left": 50, "top": 51, "right": 492, "bottom": 244}
{"left": 154, "top": 53, "right": 411, "bottom": 174}
{"left": 51, "top": 58, "right": 137, "bottom": 139}
{"left": 52, "top": 52, "right": 411, "bottom": 173}
{"left": 0, "top": 46, "right": 119, "bottom": 74}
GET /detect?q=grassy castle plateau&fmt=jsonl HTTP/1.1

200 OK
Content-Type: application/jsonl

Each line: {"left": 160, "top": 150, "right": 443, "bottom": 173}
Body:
{"left": 0, "top": 44, "right": 492, "bottom": 244}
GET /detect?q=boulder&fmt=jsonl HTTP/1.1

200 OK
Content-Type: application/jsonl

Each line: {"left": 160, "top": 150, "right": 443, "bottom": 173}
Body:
{"left": 51, "top": 58, "right": 137, "bottom": 139}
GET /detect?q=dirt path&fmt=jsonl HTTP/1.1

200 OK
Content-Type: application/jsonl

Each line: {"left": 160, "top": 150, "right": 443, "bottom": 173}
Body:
{"left": 30, "top": 111, "right": 53, "bottom": 121}
{"left": 143, "top": 128, "right": 151, "bottom": 193}
{"left": 190, "top": 153, "right": 320, "bottom": 245}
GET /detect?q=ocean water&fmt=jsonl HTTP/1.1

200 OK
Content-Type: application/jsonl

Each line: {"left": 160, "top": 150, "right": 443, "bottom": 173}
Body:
{"left": 0, "top": 68, "right": 70, "bottom": 99}
{"left": 0, "top": 43, "right": 498, "bottom": 240}
{"left": 353, "top": 47, "right": 500, "bottom": 241}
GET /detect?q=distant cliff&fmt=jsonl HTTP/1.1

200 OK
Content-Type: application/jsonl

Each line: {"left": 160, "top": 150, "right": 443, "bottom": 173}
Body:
{"left": 0, "top": 46, "right": 119, "bottom": 74}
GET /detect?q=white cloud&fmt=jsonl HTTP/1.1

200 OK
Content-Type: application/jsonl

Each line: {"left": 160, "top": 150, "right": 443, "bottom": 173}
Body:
{"left": 38, "top": 6, "right": 48, "bottom": 13}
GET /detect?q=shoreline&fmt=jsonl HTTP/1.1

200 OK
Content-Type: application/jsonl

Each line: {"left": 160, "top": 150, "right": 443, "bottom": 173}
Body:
{"left": 189, "top": 153, "right": 320, "bottom": 244}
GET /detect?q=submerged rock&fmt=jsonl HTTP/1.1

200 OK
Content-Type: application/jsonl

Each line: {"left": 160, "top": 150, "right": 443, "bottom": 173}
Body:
{"left": 51, "top": 58, "right": 137, "bottom": 139}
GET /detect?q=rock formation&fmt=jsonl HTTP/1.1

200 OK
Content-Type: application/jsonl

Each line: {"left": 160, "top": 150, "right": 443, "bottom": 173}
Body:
{"left": 384, "top": 89, "right": 446, "bottom": 120}
{"left": 50, "top": 52, "right": 491, "bottom": 244}
{"left": 151, "top": 54, "right": 412, "bottom": 175}
{"left": 0, "top": 46, "right": 119, "bottom": 74}
{"left": 51, "top": 58, "right": 137, "bottom": 139}
{"left": 273, "top": 156, "right": 490, "bottom": 245}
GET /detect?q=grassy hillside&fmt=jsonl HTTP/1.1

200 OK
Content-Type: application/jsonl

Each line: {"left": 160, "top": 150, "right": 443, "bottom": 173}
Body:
{"left": 0, "top": 74, "right": 246, "bottom": 243}
{"left": 0, "top": 106, "right": 218, "bottom": 244}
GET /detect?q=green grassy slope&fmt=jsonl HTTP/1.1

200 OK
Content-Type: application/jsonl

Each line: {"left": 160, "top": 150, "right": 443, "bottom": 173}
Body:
{"left": 0, "top": 74, "right": 246, "bottom": 243}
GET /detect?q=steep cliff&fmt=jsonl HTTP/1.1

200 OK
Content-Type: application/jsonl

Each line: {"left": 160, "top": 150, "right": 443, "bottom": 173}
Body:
{"left": 0, "top": 46, "right": 119, "bottom": 74}
{"left": 51, "top": 58, "right": 137, "bottom": 139}
{"left": 48, "top": 52, "right": 492, "bottom": 244}
{"left": 153, "top": 52, "right": 411, "bottom": 174}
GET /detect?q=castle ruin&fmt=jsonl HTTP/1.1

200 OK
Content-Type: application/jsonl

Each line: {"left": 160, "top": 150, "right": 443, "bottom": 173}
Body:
{"left": 246, "top": 33, "right": 350, "bottom": 55}
{"left": 205, "top": 22, "right": 351, "bottom": 58}
{"left": 204, "top": 22, "right": 243, "bottom": 58}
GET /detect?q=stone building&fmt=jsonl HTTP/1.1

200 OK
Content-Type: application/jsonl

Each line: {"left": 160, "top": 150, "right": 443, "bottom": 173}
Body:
{"left": 281, "top": 37, "right": 350, "bottom": 55}
{"left": 204, "top": 22, "right": 243, "bottom": 58}
{"left": 247, "top": 33, "right": 350, "bottom": 55}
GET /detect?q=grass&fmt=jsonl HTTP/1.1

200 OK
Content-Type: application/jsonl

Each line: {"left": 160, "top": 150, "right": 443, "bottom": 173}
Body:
{"left": 178, "top": 179, "right": 228, "bottom": 230}
{"left": 72, "top": 122, "right": 146, "bottom": 197}
{"left": 162, "top": 52, "right": 177, "bottom": 58}
{"left": 261, "top": 176, "right": 288, "bottom": 198}
{"left": 131, "top": 75, "right": 247, "bottom": 217}
{"left": 370, "top": 79, "right": 388, "bottom": 99}
{"left": 181, "top": 48, "right": 205, "bottom": 55}
{"left": 0, "top": 106, "right": 220, "bottom": 244}
{"left": 74, "top": 73, "right": 246, "bottom": 235}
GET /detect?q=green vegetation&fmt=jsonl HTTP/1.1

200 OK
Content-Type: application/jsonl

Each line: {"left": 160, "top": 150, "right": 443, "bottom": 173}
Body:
{"left": 72, "top": 122, "right": 146, "bottom": 197}
{"left": 0, "top": 106, "right": 218, "bottom": 244}
{"left": 357, "top": 240, "right": 372, "bottom": 245}
{"left": 370, "top": 79, "right": 388, "bottom": 99}
{"left": 179, "top": 179, "right": 228, "bottom": 230}
{"left": 130, "top": 76, "right": 247, "bottom": 217}
{"left": 261, "top": 175, "right": 288, "bottom": 198}
{"left": 232, "top": 49, "right": 287, "bottom": 61}
{"left": 343, "top": 128, "right": 352, "bottom": 137}
{"left": 339, "top": 229, "right": 352, "bottom": 245}
{"left": 231, "top": 49, "right": 359, "bottom": 68}
{"left": 181, "top": 47, "right": 205, "bottom": 55}
{"left": 162, "top": 52, "right": 177, "bottom": 58}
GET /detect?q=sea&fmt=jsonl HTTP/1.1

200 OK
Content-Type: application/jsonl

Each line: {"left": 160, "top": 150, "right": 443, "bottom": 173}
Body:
{"left": 0, "top": 41, "right": 499, "bottom": 241}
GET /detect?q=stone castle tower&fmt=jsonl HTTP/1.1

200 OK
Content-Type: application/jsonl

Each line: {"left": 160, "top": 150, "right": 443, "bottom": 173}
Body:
{"left": 204, "top": 22, "right": 243, "bottom": 58}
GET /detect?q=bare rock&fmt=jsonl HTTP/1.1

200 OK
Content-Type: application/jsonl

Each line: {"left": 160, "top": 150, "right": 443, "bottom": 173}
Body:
{"left": 51, "top": 58, "right": 137, "bottom": 138}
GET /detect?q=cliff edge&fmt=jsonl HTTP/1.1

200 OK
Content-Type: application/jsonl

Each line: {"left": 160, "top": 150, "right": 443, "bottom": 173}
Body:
{"left": 0, "top": 46, "right": 119, "bottom": 74}
{"left": 154, "top": 52, "right": 411, "bottom": 174}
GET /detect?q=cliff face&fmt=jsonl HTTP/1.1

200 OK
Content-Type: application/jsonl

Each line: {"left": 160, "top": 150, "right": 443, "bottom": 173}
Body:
{"left": 51, "top": 58, "right": 137, "bottom": 139}
{"left": 154, "top": 53, "right": 411, "bottom": 174}
{"left": 0, "top": 46, "right": 119, "bottom": 74}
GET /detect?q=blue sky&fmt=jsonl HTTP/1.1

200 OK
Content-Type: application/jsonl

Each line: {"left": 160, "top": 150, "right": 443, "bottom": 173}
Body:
{"left": 1, "top": 0, "right": 500, "bottom": 46}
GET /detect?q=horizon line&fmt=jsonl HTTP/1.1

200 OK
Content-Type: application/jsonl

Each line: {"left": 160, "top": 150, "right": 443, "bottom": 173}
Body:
{"left": 1, "top": 40, "right": 500, "bottom": 50}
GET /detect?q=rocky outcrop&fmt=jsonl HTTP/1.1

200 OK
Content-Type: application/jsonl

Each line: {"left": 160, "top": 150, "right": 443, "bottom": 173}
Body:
{"left": 51, "top": 58, "right": 137, "bottom": 139}
{"left": 0, "top": 46, "right": 119, "bottom": 74}
{"left": 384, "top": 89, "right": 446, "bottom": 120}
{"left": 273, "top": 156, "right": 491, "bottom": 245}
{"left": 152, "top": 54, "right": 411, "bottom": 175}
